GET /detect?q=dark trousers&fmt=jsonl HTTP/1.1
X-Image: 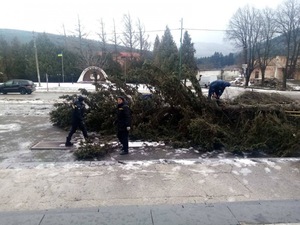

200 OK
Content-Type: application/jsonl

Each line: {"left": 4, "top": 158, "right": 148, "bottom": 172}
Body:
{"left": 67, "top": 121, "right": 88, "bottom": 141}
{"left": 117, "top": 130, "right": 129, "bottom": 152}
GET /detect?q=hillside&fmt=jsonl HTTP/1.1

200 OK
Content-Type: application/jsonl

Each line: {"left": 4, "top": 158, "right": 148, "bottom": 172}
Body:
{"left": 1, "top": 28, "right": 238, "bottom": 58}
{"left": 194, "top": 41, "right": 236, "bottom": 58}
{"left": 0, "top": 28, "right": 128, "bottom": 53}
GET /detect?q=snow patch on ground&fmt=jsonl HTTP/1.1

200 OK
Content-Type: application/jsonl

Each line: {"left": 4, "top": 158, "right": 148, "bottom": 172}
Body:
{"left": 189, "top": 168, "right": 215, "bottom": 176}
{"left": 261, "top": 159, "right": 282, "bottom": 170}
{"left": 36, "top": 82, "right": 95, "bottom": 92}
{"left": 119, "top": 160, "right": 155, "bottom": 170}
{"left": 18, "top": 141, "right": 32, "bottom": 149}
{"left": 0, "top": 99, "right": 45, "bottom": 104}
{"left": 172, "top": 159, "right": 197, "bottom": 165}
{"left": 240, "top": 168, "right": 252, "bottom": 176}
{"left": 213, "top": 159, "right": 258, "bottom": 167}
{"left": 265, "top": 167, "right": 271, "bottom": 173}
{"left": 129, "top": 141, "right": 165, "bottom": 147}
{"left": 0, "top": 123, "right": 22, "bottom": 133}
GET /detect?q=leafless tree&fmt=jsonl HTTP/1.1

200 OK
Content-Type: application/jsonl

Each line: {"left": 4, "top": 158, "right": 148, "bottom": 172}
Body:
{"left": 95, "top": 18, "right": 112, "bottom": 70}
{"left": 122, "top": 13, "right": 138, "bottom": 59}
{"left": 275, "top": 0, "right": 300, "bottom": 90}
{"left": 60, "top": 24, "right": 68, "bottom": 50}
{"left": 135, "top": 18, "right": 150, "bottom": 57}
{"left": 97, "top": 18, "right": 108, "bottom": 53}
{"left": 256, "top": 7, "right": 278, "bottom": 85}
{"left": 109, "top": 19, "right": 121, "bottom": 60}
{"left": 74, "top": 15, "right": 99, "bottom": 68}
{"left": 226, "top": 5, "right": 262, "bottom": 86}
{"left": 74, "top": 15, "right": 88, "bottom": 54}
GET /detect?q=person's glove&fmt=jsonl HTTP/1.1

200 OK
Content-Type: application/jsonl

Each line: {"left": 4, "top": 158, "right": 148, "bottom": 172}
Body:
{"left": 126, "top": 127, "right": 131, "bottom": 131}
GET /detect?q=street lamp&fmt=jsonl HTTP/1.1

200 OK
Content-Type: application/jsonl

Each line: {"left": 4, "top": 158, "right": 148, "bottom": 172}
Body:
{"left": 33, "top": 32, "right": 41, "bottom": 87}
{"left": 179, "top": 18, "right": 183, "bottom": 81}
{"left": 57, "top": 73, "right": 61, "bottom": 86}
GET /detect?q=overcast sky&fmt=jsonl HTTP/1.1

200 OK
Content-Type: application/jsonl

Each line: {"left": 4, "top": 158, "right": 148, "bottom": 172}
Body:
{"left": 1, "top": 0, "right": 284, "bottom": 46}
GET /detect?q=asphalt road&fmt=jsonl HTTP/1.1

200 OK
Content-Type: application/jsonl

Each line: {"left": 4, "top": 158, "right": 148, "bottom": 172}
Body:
{"left": 0, "top": 92, "right": 75, "bottom": 163}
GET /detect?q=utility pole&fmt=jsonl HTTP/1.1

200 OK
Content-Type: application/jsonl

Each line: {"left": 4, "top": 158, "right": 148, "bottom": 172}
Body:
{"left": 58, "top": 52, "right": 64, "bottom": 82}
{"left": 179, "top": 18, "right": 183, "bottom": 81}
{"left": 33, "top": 32, "right": 41, "bottom": 87}
{"left": 61, "top": 52, "right": 64, "bottom": 82}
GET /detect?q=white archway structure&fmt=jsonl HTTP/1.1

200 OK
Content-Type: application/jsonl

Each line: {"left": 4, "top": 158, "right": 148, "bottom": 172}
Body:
{"left": 77, "top": 66, "right": 108, "bottom": 83}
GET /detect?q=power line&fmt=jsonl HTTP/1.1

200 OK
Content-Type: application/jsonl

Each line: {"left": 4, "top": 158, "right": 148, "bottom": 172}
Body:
{"left": 105, "top": 27, "right": 231, "bottom": 36}
{"left": 184, "top": 28, "right": 231, "bottom": 32}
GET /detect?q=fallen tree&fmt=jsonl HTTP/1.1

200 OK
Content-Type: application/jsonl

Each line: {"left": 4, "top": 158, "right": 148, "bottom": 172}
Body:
{"left": 50, "top": 63, "right": 300, "bottom": 158}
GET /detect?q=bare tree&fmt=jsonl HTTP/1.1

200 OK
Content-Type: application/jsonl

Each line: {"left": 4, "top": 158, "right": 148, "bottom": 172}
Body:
{"left": 74, "top": 15, "right": 98, "bottom": 68}
{"left": 226, "top": 5, "right": 262, "bottom": 86}
{"left": 122, "top": 13, "right": 138, "bottom": 59}
{"left": 275, "top": 0, "right": 300, "bottom": 90}
{"left": 60, "top": 24, "right": 68, "bottom": 49}
{"left": 256, "top": 7, "right": 278, "bottom": 85}
{"left": 135, "top": 18, "right": 150, "bottom": 57}
{"left": 95, "top": 18, "right": 112, "bottom": 70}
{"left": 109, "top": 19, "right": 121, "bottom": 60}
{"left": 97, "top": 18, "right": 108, "bottom": 53}
{"left": 74, "top": 15, "right": 88, "bottom": 54}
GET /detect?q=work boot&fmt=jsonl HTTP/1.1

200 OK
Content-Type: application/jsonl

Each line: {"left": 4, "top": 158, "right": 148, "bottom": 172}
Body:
{"left": 65, "top": 142, "right": 73, "bottom": 147}
{"left": 120, "top": 151, "right": 128, "bottom": 155}
{"left": 65, "top": 137, "right": 73, "bottom": 147}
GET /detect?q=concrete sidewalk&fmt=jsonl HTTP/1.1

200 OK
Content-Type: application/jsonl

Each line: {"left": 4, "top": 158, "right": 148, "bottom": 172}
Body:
{"left": 0, "top": 158, "right": 299, "bottom": 224}
{"left": 0, "top": 200, "right": 299, "bottom": 225}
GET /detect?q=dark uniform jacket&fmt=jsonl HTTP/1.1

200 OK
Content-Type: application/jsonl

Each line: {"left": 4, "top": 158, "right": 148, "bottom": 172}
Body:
{"left": 116, "top": 102, "right": 131, "bottom": 131}
{"left": 72, "top": 100, "right": 86, "bottom": 124}
{"left": 208, "top": 80, "right": 231, "bottom": 98}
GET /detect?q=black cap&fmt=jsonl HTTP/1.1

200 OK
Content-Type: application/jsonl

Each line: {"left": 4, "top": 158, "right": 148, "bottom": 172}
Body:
{"left": 117, "top": 96, "right": 125, "bottom": 101}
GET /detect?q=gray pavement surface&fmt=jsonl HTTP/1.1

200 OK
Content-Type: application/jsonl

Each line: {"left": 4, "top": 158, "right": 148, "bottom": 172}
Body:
{"left": 0, "top": 158, "right": 299, "bottom": 224}
{"left": 0, "top": 87, "right": 300, "bottom": 224}
{"left": 0, "top": 200, "right": 299, "bottom": 225}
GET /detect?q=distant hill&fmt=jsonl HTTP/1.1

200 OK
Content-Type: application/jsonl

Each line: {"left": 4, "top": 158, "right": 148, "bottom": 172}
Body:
{"left": 0, "top": 28, "right": 128, "bottom": 53}
{"left": 194, "top": 42, "right": 237, "bottom": 58}
{"left": 1, "top": 28, "right": 239, "bottom": 58}
{"left": 0, "top": 29, "right": 35, "bottom": 44}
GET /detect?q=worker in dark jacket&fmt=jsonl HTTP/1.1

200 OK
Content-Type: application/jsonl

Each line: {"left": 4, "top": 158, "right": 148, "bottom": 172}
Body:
{"left": 65, "top": 95, "right": 88, "bottom": 147}
{"left": 208, "top": 80, "right": 231, "bottom": 100}
{"left": 116, "top": 96, "right": 131, "bottom": 155}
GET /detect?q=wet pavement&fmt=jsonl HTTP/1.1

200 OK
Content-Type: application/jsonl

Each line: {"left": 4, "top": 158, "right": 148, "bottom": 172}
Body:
{"left": 0, "top": 91, "right": 233, "bottom": 163}
{"left": 1, "top": 87, "right": 299, "bottom": 164}
{"left": 0, "top": 200, "right": 299, "bottom": 225}
{"left": 0, "top": 158, "right": 299, "bottom": 224}
{"left": 0, "top": 88, "right": 300, "bottom": 224}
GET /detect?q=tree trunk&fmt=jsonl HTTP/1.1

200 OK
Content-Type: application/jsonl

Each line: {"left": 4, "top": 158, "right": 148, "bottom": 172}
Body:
{"left": 214, "top": 102, "right": 300, "bottom": 112}
{"left": 260, "top": 66, "right": 266, "bottom": 86}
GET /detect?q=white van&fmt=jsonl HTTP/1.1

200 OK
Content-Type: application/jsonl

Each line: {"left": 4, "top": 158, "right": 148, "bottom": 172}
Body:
{"left": 199, "top": 75, "right": 218, "bottom": 88}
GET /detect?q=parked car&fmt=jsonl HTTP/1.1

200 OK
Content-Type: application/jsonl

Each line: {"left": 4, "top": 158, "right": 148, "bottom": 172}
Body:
{"left": 0, "top": 79, "right": 36, "bottom": 94}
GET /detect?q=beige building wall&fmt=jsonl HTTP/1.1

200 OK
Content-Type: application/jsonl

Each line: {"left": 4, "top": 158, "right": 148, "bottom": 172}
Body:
{"left": 250, "top": 56, "right": 300, "bottom": 81}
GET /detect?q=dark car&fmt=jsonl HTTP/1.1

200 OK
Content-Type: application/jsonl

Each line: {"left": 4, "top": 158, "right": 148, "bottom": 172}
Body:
{"left": 0, "top": 79, "right": 36, "bottom": 95}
